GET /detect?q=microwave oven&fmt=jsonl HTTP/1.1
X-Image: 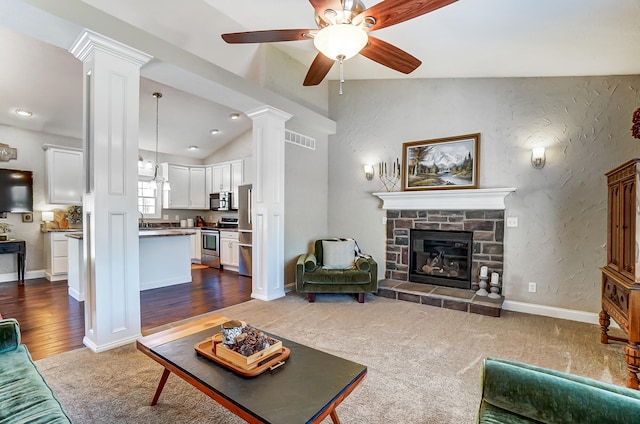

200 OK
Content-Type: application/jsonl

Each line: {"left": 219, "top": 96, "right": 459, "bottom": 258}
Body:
{"left": 210, "top": 192, "right": 231, "bottom": 211}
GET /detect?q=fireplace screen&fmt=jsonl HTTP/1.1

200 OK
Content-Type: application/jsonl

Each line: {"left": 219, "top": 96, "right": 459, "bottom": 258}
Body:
{"left": 409, "top": 229, "right": 473, "bottom": 289}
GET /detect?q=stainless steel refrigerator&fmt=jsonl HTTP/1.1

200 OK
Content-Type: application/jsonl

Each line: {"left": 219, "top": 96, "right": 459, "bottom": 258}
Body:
{"left": 238, "top": 184, "right": 252, "bottom": 277}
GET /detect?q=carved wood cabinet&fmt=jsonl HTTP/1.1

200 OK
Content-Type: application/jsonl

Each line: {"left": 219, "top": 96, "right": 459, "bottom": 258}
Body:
{"left": 600, "top": 159, "right": 640, "bottom": 389}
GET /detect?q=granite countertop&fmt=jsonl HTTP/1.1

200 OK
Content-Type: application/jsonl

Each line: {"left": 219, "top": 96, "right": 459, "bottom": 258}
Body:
{"left": 67, "top": 229, "right": 196, "bottom": 240}
{"left": 42, "top": 228, "right": 83, "bottom": 233}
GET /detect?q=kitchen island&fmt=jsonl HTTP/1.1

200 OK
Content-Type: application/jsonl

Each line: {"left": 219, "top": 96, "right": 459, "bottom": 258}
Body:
{"left": 67, "top": 229, "right": 196, "bottom": 301}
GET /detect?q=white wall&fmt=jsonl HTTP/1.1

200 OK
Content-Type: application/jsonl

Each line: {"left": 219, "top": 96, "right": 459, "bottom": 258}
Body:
{"left": 327, "top": 75, "right": 640, "bottom": 313}
{"left": 284, "top": 125, "right": 329, "bottom": 285}
{"left": 0, "top": 124, "right": 81, "bottom": 276}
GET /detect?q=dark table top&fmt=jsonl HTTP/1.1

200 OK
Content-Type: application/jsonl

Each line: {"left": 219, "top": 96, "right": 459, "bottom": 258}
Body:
{"left": 152, "top": 325, "right": 367, "bottom": 423}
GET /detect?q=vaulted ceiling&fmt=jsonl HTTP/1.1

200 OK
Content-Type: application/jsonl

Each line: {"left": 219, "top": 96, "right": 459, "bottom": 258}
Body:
{"left": 1, "top": 0, "right": 639, "bottom": 159}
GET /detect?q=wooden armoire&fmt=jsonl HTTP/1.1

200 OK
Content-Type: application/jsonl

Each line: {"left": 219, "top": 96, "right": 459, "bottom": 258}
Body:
{"left": 600, "top": 159, "right": 640, "bottom": 389}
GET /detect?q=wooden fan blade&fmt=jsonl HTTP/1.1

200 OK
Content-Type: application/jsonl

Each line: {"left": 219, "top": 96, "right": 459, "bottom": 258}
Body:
{"left": 222, "top": 29, "right": 317, "bottom": 44}
{"left": 303, "top": 53, "right": 335, "bottom": 86}
{"left": 309, "top": 0, "right": 344, "bottom": 24}
{"left": 360, "top": 36, "right": 421, "bottom": 74}
{"left": 355, "top": 0, "right": 457, "bottom": 31}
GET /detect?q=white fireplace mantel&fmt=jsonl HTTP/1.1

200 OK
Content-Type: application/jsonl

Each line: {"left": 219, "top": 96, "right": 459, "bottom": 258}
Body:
{"left": 373, "top": 188, "right": 517, "bottom": 211}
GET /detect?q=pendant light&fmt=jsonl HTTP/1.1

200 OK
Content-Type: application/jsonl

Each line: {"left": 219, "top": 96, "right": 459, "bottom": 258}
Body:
{"left": 151, "top": 92, "right": 170, "bottom": 191}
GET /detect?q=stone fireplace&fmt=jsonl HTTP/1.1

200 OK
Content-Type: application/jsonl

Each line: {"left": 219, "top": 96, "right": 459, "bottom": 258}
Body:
{"left": 387, "top": 209, "right": 504, "bottom": 291}
{"left": 373, "top": 188, "right": 515, "bottom": 317}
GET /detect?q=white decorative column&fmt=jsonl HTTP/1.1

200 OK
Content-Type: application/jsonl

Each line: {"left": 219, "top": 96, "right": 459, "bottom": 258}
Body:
{"left": 247, "top": 106, "right": 291, "bottom": 301}
{"left": 70, "top": 30, "right": 151, "bottom": 352}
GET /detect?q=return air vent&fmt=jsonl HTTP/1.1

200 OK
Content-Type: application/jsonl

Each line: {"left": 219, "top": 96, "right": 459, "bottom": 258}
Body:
{"left": 285, "top": 129, "right": 315, "bottom": 151}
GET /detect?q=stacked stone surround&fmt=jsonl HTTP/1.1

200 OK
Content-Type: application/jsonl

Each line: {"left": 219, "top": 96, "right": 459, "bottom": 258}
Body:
{"left": 385, "top": 209, "right": 505, "bottom": 290}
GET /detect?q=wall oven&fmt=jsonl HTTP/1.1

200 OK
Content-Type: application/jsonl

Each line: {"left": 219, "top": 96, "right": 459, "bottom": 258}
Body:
{"left": 201, "top": 229, "right": 220, "bottom": 269}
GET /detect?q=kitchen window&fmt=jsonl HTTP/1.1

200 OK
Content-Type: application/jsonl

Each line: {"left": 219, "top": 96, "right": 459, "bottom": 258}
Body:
{"left": 137, "top": 180, "right": 162, "bottom": 219}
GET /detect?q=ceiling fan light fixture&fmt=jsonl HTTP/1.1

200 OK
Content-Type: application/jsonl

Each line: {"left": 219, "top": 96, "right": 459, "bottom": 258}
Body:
{"left": 313, "top": 24, "right": 368, "bottom": 60}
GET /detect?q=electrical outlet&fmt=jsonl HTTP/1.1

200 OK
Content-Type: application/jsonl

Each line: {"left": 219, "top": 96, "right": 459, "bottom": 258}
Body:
{"left": 174, "top": 215, "right": 179, "bottom": 220}
{"left": 506, "top": 217, "right": 519, "bottom": 227}
{"left": 163, "top": 214, "right": 168, "bottom": 220}
{"left": 528, "top": 282, "right": 537, "bottom": 293}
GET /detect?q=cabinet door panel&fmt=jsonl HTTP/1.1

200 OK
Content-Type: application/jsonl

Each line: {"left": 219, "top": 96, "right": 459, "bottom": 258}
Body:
{"left": 189, "top": 167, "right": 206, "bottom": 209}
{"left": 621, "top": 178, "right": 636, "bottom": 279}
{"left": 52, "top": 240, "right": 68, "bottom": 257}
{"left": 608, "top": 183, "right": 621, "bottom": 270}
{"left": 167, "top": 165, "right": 190, "bottom": 208}
{"left": 46, "top": 147, "right": 83, "bottom": 205}
{"left": 53, "top": 257, "right": 68, "bottom": 274}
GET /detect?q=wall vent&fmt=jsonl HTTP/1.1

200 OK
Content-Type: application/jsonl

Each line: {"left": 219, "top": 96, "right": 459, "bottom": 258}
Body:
{"left": 285, "top": 129, "right": 315, "bottom": 151}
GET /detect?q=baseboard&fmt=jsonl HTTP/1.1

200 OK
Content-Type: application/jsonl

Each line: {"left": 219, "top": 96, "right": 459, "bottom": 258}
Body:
{"left": 502, "top": 300, "right": 620, "bottom": 328}
{"left": 140, "top": 276, "right": 192, "bottom": 291}
{"left": 0, "top": 269, "right": 46, "bottom": 283}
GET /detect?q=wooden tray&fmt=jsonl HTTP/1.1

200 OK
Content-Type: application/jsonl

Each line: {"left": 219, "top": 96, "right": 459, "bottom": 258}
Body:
{"left": 194, "top": 338, "right": 290, "bottom": 377}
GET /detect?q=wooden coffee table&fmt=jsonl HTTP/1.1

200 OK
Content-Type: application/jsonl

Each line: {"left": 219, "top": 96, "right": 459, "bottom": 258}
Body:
{"left": 136, "top": 315, "right": 367, "bottom": 423}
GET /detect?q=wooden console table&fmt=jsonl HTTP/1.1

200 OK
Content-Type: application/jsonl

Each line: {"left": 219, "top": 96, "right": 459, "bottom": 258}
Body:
{"left": 0, "top": 240, "right": 26, "bottom": 284}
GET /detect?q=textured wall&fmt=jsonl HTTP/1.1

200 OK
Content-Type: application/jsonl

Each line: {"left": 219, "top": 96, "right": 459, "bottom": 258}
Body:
{"left": 327, "top": 76, "right": 640, "bottom": 313}
{"left": 284, "top": 125, "right": 329, "bottom": 285}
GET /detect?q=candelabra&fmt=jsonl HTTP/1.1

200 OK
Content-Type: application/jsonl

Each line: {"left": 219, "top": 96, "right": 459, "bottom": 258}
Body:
{"left": 377, "top": 159, "right": 401, "bottom": 192}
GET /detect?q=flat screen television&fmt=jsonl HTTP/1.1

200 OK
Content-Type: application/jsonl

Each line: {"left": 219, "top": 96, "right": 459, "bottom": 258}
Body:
{"left": 0, "top": 169, "right": 33, "bottom": 213}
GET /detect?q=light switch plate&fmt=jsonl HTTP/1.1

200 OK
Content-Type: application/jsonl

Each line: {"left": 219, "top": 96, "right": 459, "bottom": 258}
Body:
{"left": 506, "top": 217, "right": 518, "bottom": 227}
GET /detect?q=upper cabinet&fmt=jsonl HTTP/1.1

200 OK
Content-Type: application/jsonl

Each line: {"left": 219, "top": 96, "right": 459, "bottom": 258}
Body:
{"left": 231, "top": 160, "right": 243, "bottom": 210}
{"left": 44, "top": 145, "right": 83, "bottom": 205}
{"left": 161, "top": 159, "right": 243, "bottom": 210}
{"left": 189, "top": 167, "right": 207, "bottom": 209}
{"left": 211, "top": 163, "right": 231, "bottom": 193}
{"left": 161, "top": 164, "right": 207, "bottom": 209}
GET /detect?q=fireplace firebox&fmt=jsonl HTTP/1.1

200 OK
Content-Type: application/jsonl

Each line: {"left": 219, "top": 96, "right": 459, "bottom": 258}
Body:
{"left": 409, "top": 229, "right": 473, "bottom": 289}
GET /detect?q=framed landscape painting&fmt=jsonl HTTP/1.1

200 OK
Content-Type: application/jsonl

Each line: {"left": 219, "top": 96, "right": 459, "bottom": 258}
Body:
{"left": 402, "top": 133, "right": 480, "bottom": 191}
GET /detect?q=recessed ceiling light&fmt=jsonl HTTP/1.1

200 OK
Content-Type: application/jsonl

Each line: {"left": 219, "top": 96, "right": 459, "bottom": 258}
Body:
{"left": 209, "top": 129, "right": 219, "bottom": 135}
{"left": 15, "top": 109, "right": 32, "bottom": 117}
{"left": 229, "top": 113, "right": 240, "bottom": 120}
{"left": 188, "top": 145, "right": 198, "bottom": 150}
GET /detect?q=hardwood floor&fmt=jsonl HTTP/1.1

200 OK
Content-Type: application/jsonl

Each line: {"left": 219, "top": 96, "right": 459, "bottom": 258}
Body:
{"left": 0, "top": 267, "right": 252, "bottom": 360}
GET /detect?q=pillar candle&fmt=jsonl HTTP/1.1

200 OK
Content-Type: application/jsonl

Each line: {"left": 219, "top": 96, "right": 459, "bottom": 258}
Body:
{"left": 480, "top": 266, "right": 488, "bottom": 278}
{"left": 491, "top": 272, "right": 499, "bottom": 284}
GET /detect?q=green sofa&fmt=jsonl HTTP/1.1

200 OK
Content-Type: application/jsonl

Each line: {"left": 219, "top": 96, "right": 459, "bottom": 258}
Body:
{"left": 0, "top": 318, "right": 71, "bottom": 423}
{"left": 296, "top": 239, "right": 378, "bottom": 303}
{"left": 479, "top": 357, "right": 640, "bottom": 423}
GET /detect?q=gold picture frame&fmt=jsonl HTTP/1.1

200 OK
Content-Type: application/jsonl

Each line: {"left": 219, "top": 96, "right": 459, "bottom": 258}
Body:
{"left": 402, "top": 133, "right": 480, "bottom": 191}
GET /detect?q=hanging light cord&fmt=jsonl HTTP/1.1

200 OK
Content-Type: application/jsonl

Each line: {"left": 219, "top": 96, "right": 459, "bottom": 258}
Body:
{"left": 338, "top": 54, "right": 345, "bottom": 96}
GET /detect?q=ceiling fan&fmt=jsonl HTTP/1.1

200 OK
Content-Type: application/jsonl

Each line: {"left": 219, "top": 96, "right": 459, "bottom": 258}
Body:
{"left": 221, "top": 0, "right": 458, "bottom": 88}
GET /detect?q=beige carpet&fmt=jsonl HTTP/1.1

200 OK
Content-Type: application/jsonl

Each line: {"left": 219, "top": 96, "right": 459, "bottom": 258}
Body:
{"left": 35, "top": 293, "right": 628, "bottom": 423}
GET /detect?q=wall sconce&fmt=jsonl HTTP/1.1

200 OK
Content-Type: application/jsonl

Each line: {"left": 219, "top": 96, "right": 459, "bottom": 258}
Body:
{"left": 364, "top": 165, "right": 374, "bottom": 180}
{"left": 531, "top": 147, "right": 546, "bottom": 169}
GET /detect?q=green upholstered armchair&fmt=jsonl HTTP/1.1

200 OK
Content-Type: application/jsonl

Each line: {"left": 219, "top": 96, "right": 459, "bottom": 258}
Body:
{"left": 478, "top": 357, "right": 640, "bottom": 423}
{"left": 296, "top": 239, "right": 378, "bottom": 303}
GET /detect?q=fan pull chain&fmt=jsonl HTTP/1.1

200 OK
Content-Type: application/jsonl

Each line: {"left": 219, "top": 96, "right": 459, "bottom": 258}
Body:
{"left": 338, "top": 54, "right": 345, "bottom": 95}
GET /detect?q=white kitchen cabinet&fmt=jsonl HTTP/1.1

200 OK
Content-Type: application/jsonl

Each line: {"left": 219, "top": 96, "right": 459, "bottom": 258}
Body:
{"left": 190, "top": 228, "right": 202, "bottom": 263}
{"left": 163, "top": 164, "right": 189, "bottom": 209}
{"left": 220, "top": 230, "right": 239, "bottom": 272}
{"left": 43, "top": 145, "right": 83, "bottom": 205}
{"left": 211, "top": 163, "right": 231, "bottom": 193}
{"left": 162, "top": 164, "right": 207, "bottom": 209}
{"left": 189, "top": 167, "right": 206, "bottom": 209}
{"left": 231, "top": 160, "right": 243, "bottom": 210}
{"left": 44, "top": 232, "right": 70, "bottom": 281}
{"left": 205, "top": 166, "right": 213, "bottom": 195}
